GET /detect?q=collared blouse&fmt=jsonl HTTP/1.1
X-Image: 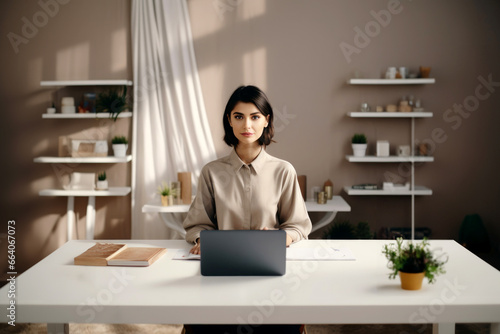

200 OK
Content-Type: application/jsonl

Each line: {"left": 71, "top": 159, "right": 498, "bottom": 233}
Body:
{"left": 183, "top": 148, "right": 312, "bottom": 244}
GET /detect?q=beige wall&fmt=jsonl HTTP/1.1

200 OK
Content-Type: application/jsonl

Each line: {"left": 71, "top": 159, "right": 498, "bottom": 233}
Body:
{"left": 0, "top": 0, "right": 132, "bottom": 274}
{"left": 0, "top": 0, "right": 499, "bottom": 274}
{"left": 187, "top": 0, "right": 500, "bottom": 244}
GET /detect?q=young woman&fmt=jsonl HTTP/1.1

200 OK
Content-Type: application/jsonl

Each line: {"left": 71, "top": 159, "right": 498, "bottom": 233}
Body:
{"left": 182, "top": 86, "right": 310, "bottom": 334}
{"left": 183, "top": 85, "right": 312, "bottom": 254}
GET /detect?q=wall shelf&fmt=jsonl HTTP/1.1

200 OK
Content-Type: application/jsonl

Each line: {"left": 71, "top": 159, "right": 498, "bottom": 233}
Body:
{"left": 39, "top": 187, "right": 131, "bottom": 197}
{"left": 343, "top": 186, "right": 432, "bottom": 196}
{"left": 42, "top": 112, "right": 133, "bottom": 119}
{"left": 346, "top": 77, "right": 436, "bottom": 239}
{"left": 34, "top": 156, "right": 132, "bottom": 163}
{"left": 40, "top": 80, "right": 133, "bottom": 87}
{"left": 348, "top": 112, "right": 433, "bottom": 118}
{"left": 348, "top": 78, "right": 435, "bottom": 85}
{"left": 346, "top": 155, "right": 434, "bottom": 163}
{"left": 38, "top": 80, "right": 134, "bottom": 241}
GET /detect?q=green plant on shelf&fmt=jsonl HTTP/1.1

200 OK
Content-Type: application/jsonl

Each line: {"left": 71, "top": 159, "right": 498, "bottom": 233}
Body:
{"left": 157, "top": 182, "right": 177, "bottom": 197}
{"left": 382, "top": 237, "right": 447, "bottom": 284}
{"left": 98, "top": 171, "right": 107, "bottom": 181}
{"left": 96, "top": 85, "right": 130, "bottom": 121}
{"left": 111, "top": 136, "right": 128, "bottom": 145}
{"left": 351, "top": 133, "right": 367, "bottom": 144}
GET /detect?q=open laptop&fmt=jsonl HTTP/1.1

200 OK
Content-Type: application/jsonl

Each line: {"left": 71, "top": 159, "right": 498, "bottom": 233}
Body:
{"left": 200, "top": 230, "right": 286, "bottom": 276}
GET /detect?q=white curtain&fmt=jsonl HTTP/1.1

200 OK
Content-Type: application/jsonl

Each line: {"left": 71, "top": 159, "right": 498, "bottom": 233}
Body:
{"left": 131, "top": 0, "right": 217, "bottom": 239}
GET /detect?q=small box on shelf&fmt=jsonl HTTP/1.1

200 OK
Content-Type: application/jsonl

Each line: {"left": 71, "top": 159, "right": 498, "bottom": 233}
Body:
{"left": 376, "top": 141, "right": 390, "bottom": 157}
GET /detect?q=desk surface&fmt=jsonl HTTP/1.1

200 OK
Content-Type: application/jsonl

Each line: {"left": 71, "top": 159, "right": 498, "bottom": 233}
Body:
{"left": 1, "top": 240, "right": 499, "bottom": 326}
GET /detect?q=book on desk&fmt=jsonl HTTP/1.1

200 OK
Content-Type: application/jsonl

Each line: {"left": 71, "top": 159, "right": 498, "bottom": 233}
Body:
{"left": 74, "top": 243, "right": 167, "bottom": 267}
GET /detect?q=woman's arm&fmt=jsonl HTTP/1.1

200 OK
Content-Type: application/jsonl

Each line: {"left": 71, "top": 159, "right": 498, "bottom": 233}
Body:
{"left": 183, "top": 168, "right": 217, "bottom": 245}
{"left": 277, "top": 165, "right": 313, "bottom": 243}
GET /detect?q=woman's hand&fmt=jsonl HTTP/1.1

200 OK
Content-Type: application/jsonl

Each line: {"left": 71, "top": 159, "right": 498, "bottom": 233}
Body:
{"left": 190, "top": 239, "right": 201, "bottom": 255}
{"left": 262, "top": 227, "right": 293, "bottom": 247}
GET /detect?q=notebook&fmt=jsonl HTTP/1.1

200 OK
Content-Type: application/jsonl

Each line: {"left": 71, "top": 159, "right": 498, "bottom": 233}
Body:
{"left": 200, "top": 230, "right": 286, "bottom": 276}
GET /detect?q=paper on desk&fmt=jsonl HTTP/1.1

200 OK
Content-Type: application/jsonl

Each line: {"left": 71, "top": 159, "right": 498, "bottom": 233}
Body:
{"left": 286, "top": 247, "right": 355, "bottom": 261}
{"left": 172, "top": 249, "right": 200, "bottom": 260}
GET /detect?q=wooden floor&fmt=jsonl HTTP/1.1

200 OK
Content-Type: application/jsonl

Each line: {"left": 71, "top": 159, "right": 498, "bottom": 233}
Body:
{"left": 0, "top": 323, "right": 490, "bottom": 333}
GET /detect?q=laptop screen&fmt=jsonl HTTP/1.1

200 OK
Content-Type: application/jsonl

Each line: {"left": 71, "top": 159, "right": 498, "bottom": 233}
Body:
{"left": 200, "top": 230, "right": 286, "bottom": 276}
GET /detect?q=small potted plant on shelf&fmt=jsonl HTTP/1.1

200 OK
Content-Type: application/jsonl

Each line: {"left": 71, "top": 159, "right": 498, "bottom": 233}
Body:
{"left": 96, "top": 85, "right": 130, "bottom": 121}
{"left": 352, "top": 133, "right": 367, "bottom": 157}
{"left": 158, "top": 182, "right": 176, "bottom": 206}
{"left": 382, "top": 237, "right": 447, "bottom": 290}
{"left": 111, "top": 136, "right": 128, "bottom": 157}
{"left": 96, "top": 171, "right": 108, "bottom": 190}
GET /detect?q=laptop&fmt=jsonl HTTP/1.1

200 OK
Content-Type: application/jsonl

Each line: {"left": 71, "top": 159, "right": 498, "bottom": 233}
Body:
{"left": 200, "top": 230, "right": 286, "bottom": 276}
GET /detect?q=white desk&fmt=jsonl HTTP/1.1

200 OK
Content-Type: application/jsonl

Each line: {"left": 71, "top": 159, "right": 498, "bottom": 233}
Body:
{"left": 40, "top": 187, "right": 131, "bottom": 240}
{"left": 1, "top": 240, "right": 498, "bottom": 334}
{"left": 142, "top": 196, "right": 351, "bottom": 237}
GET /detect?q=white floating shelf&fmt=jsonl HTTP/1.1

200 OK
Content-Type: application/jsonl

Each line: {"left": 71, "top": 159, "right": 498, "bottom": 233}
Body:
{"left": 34, "top": 156, "right": 132, "bottom": 163}
{"left": 42, "top": 111, "right": 133, "bottom": 119}
{"left": 39, "top": 187, "right": 131, "bottom": 197}
{"left": 344, "top": 186, "right": 432, "bottom": 196}
{"left": 40, "top": 80, "right": 133, "bottom": 87}
{"left": 142, "top": 203, "right": 192, "bottom": 213}
{"left": 347, "top": 112, "right": 433, "bottom": 118}
{"left": 346, "top": 155, "right": 434, "bottom": 163}
{"left": 348, "top": 78, "right": 435, "bottom": 85}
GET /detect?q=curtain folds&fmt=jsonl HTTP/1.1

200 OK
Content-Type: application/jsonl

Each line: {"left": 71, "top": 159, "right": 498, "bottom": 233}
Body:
{"left": 131, "top": 0, "right": 217, "bottom": 239}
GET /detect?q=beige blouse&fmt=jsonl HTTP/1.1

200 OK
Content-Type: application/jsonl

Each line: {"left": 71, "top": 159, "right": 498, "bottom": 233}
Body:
{"left": 183, "top": 149, "right": 312, "bottom": 244}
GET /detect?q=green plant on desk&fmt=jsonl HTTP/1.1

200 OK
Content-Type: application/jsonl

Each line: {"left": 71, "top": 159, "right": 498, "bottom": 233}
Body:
{"left": 382, "top": 237, "right": 447, "bottom": 284}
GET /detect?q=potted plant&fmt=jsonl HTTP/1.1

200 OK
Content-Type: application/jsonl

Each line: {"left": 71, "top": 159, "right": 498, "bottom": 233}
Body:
{"left": 111, "top": 136, "right": 128, "bottom": 157}
{"left": 158, "top": 182, "right": 176, "bottom": 206}
{"left": 96, "top": 171, "right": 108, "bottom": 190}
{"left": 352, "top": 133, "right": 367, "bottom": 157}
{"left": 382, "top": 238, "right": 447, "bottom": 290}
{"left": 96, "top": 85, "right": 130, "bottom": 121}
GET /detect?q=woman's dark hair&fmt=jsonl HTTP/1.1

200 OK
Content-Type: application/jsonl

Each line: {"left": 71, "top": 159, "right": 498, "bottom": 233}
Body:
{"left": 222, "top": 85, "right": 275, "bottom": 147}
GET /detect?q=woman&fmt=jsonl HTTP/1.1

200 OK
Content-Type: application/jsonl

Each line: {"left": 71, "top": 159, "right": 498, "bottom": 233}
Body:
{"left": 183, "top": 85, "right": 312, "bottom": 254}
{"left": 182, "top": 86, "right": 310, "bottom": 334}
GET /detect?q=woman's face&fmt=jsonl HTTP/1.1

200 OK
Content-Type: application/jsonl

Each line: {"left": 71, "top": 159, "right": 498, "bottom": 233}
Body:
{"left": 229, "top": 102, "right": 269, "bottom": 146}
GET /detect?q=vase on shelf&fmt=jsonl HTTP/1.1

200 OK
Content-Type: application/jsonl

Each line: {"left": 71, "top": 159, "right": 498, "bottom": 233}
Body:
{"left": 352, "top": 143, "right": 367, "bottom": 157}
{"left": 112, "top": 144, "right": 128, "bottom": 157}
{"left": 95, "top": 180, "right": 108, "bottom": 190}
{"left": 161, "top": 195, "right": 173, "bottom": 206}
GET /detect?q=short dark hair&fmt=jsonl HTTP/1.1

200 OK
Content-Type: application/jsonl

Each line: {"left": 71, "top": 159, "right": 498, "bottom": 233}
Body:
{"left": 222, "top": 85, "right": 275, "bottom": 147}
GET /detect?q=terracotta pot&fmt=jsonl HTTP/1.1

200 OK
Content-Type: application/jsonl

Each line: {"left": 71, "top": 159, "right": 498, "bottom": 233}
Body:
{"left": 399, "top": 271, "right": 425, "bottom": 290}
